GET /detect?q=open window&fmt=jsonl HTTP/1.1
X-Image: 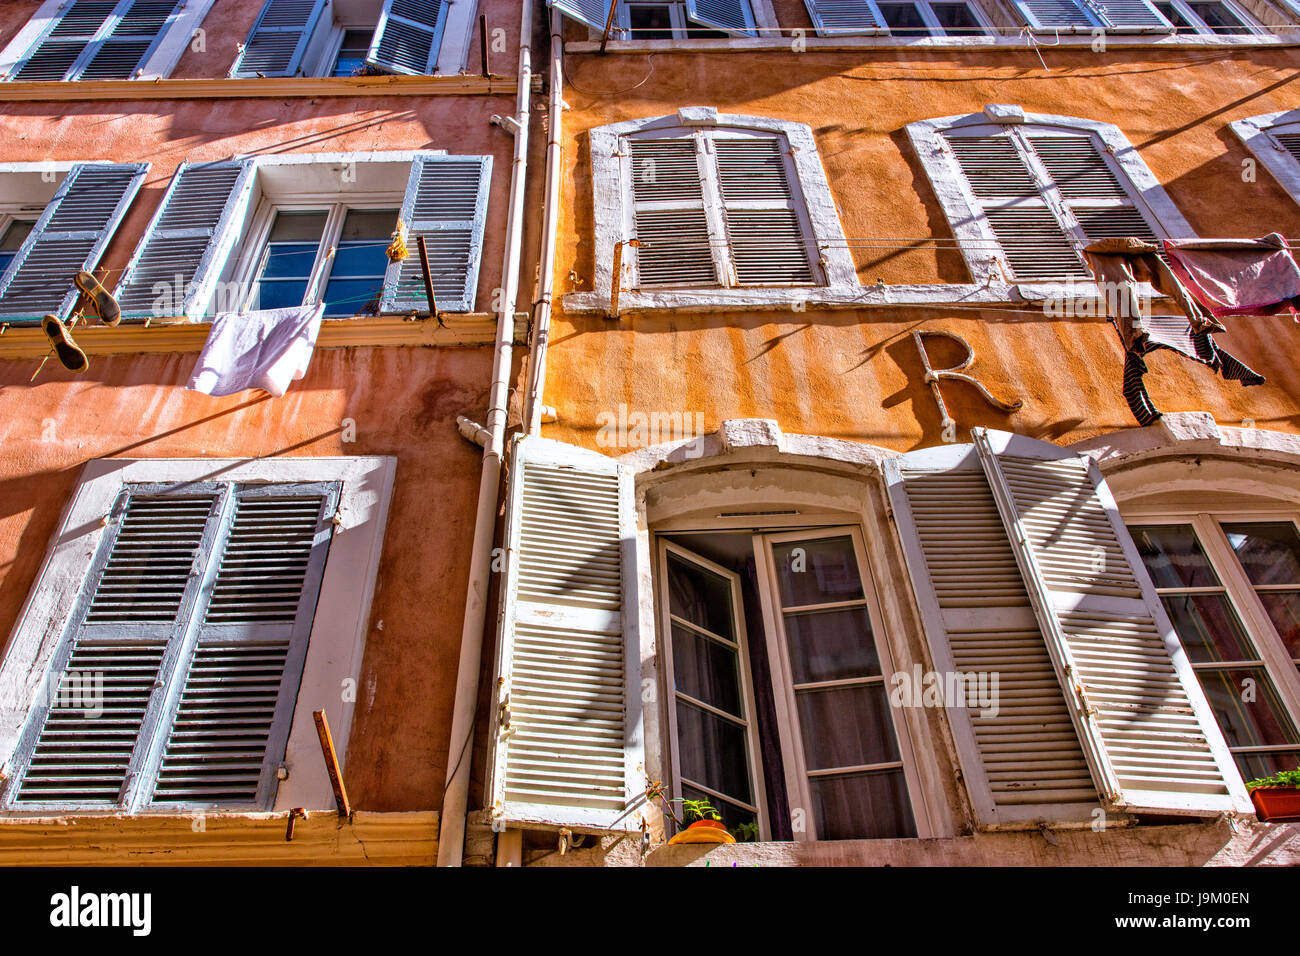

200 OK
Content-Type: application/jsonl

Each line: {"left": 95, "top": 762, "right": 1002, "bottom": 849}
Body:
{"left": 804, "top": 0, "right": 991, "bottom": 35}
{"left": 0, "top": 457, "right": 395, "bottom": 814}
{"left": 908, "top": 107, "right": 1194, "bottom": 286}
{"left": 555, "top": 0, "right": 758, "bottom": 37}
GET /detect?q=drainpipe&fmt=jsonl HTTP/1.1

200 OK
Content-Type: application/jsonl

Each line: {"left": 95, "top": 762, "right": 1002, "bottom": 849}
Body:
{"left": 523, "top": 10, "right": 564, "bottom": 436}
{"left": 437, "top": 0, "right": 533, "bottom": 867}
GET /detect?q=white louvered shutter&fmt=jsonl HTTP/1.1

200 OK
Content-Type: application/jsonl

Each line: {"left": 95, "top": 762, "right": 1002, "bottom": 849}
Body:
{"left": 628, "top": 137, "right": 719, "bottom": 289}
{"left": 487, "top": 437, "right": 645, "bottom": 831}
{"left": 1013, "top": 0, "right": 1100, "bottom": 29}
{"left": 366, "top": 0, "right": 447, "bottom": 76}
{"left": 7, "top": 492, "right": 225, "bottom": 808}
{"left": 10, "top": 0, "right": 182, "bottom": 82}
{"left": 715, "top": 135, "right": 816, "bottom": 285}
{"left": 231, "top": 0, "right": 328, "bottom": 77}
{"left": 972, "top": 428, "right": 1252, "bottom": 816}
{"left": 0, "top": 163, "right": 146, "bottom": 322}
{"left": 79, "top": 0, "right": 181, "bottom": 79}
{"left": 114, "top": 159, "right": 256, "bottom": 321}
{"left": 1092, "top": 0, "right": 1174, "bottom": 30}
{"left": 1027, "top": 134, "right": 1159, "bottom": 247}
{"left": 380, "top": 154, "right": 492, "bottom": 314}
{"left": 685, "top": 0, "right": 758, "bottom": 36}
{"left": 547, "top": 0, "right": 614, "bottom": 32}
{"left": 804, "top": 0, "right": 887, "bottom": 35}
{"left": 884, "top": 445, "right": 1100, "bottom": 828}
{"left": 146, "top": 487, "right": 334, "bottom": 808}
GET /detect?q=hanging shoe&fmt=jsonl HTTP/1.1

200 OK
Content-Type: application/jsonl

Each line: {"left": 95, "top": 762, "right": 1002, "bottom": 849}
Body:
{"left": 41, "top": 314, "right": 88, "bottom": 374}
{"left": 74, "top": 271, "right": 121, "bottom": 326}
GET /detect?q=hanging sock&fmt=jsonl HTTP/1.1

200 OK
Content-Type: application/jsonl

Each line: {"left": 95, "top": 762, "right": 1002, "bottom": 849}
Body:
{"left": 1122, "top": 349, "right": 1161, "bottom": 427}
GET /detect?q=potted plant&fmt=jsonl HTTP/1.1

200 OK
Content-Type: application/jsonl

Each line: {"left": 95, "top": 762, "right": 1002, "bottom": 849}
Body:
{"left": 665, "top": 798, "right": 737, "bottom": 845}
{"left": 1246, "top": 766, "right": 1300, "bottom": 822}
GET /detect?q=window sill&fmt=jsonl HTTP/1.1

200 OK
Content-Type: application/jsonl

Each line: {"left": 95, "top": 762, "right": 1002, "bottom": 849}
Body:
{"left": 563, "top": 282, "right": 1136, "bottom": 315}
{"left": 569, "top": 33, "right": 1300, "bottom": 53}
{"left": 0, "top": 74, "right": 534, "bottom": 103}
{"left": 0, "top": 312, "right": 527, "bottom": 358}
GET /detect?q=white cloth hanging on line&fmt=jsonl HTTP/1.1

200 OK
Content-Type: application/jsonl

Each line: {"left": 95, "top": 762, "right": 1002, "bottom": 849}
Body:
{"left": 187, "top": 304, "right": 325, "bottom": 398}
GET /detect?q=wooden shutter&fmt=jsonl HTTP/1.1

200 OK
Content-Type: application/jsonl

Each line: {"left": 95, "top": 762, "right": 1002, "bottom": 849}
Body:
{"left": 716, "top": 136, "right": 816, "bottom": 285}
{"left": 1093, "top": 0, "right": 1173, "bottom": 30}
{"left": 972, "top": 428, "right": 1252, "bottom": 816}
{"left": 78, "top": 0, "right": 181, "bottom": 80}
{"left": 884, "top": 446, "right": 1099, "bottom": 828}
{"left": 946, "top": 134, "right": 1086, "bottom": 280}
{"left": 547, "top": 0, "right": 614, "bottom": 32}
{"left": 487, "top": 436, "right": 644, "bottom": 831}
{"left": 1273, "top": 129, "right": 1300, "bottom": 165}
{"left": 0, "top": 163, "right": 147, "bottom": 322}
{"left": 685, "top": 0, "right": 758, "bottom": 36}
{"left": 231, "top": 0, "right": 327, "bottom": 78}
{"left": 7, "top": 492, "right": 225, "bottom": 808}
{"left": 366, "top": 0, "right": 447, "bottom": 76}
{"left": 1013, "top": 0, "right": 1099, "bottom": 29}
{"left": 1027, "top": 134, "right": 1158, "bottom": 246}
{"left": 380, "top": 154, "right": 491, "bottom": 314}
{"left": 147, "top": 487, "right": 334, "bottom": 808}
{"left": 804, "top": 0, "right": 887, "bottom": 35}
{"left": 628, "top": 137, "right": 719, "bottom": 289}
{"left": 10, "top": 0, "right": 118, "bottom": 81}
{"left": 114, "top": 159, "right": 256, "bottom": 321}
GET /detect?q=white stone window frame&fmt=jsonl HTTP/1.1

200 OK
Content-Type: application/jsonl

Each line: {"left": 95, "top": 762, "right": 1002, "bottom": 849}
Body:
{"left": 0, "top": 455, "right": 396, "bottom": 815}
{"left": 906, "top": 106, "right": 1195, "bottom": 295}
{"left": 1230, "top": 110, "right": 1300, "bottom": 204}
{"left": 581, "top": 108, "right": 859, "bottom": 315}
{"left": 0, "top": 0, "right": 218, "bottom": 81}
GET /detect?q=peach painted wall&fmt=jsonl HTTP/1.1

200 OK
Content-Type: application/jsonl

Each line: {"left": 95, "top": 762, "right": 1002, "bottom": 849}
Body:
{"left": 545, "top": 47, "right": 1300, "bottom": 452}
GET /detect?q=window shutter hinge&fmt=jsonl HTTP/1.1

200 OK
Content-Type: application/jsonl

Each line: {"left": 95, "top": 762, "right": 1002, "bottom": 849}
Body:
{"left": 498, "top": 692, "right": 512, "bottom": 735}
{"left": 330, "top": 509, "right": 344, "bottom": 530}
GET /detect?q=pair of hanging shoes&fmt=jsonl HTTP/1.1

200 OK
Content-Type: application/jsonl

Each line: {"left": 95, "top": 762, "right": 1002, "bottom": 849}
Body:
{"left": 37, "top": 273, "right": 121, "bottom": 375}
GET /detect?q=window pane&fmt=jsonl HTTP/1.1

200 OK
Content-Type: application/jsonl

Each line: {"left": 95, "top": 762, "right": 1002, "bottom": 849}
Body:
{"left": 1155, "top": 1, "right": 1197, "bottom": 29}
{"left": 1234, "top": 750, "right": 1300, "bottom": 782}
{"left": 783, "top": 606, "right": 880, "bottom": 683}
{"left": 329, "top": 245, "right": 388, "bottom": 278}
{"left": 809, "top": 768, "right": 916, "bottom": 840}
{"left": 796, "top": 683, "right": 900, "bottom": 770}
{"left": 671, "top": 624, "right": 743, "bottom": 717}
{"left": 1159, "top": 593, "right": 1256, "bottom": 663}
{"left": 680, "top": 783, "right": 756, "bottom": 834}
{"left": 667, "top": 552, "right": 735, "bottom": 640}
{"left": 932, "top": 2, "right": 984, "bottom": 33}
{"left": 320, "top": 279, "right": 381, "bottom": 316}
{"left": 1130, "top": 524, "right": 1222, "bottom": 589}
{"left": 1197, "top": 667, "right": 1300, "bottom": 748}
{"left": 260, "top": 244, "right": 320, "bottom": 279}
{"left": 1255, "top": 592, "right": 1300, "bottom": 660}
{"left": 628, "top": 4, "right": 674, "bottom": 37}
{"left": 1187, "top": 1, "right": 1252, "bottom": 32}
{"left": 253, "top": 280, "right": 311, "bottom": 311}
{"left": 332, "top": 29, "right": 373, "bottom": 76}
{"left": 772, "top": 536, "right": 864, "bottom": 607}
{"left": 268, "top": 211, "right": 329, "bottom": 242}
{"left": 1223, "top": 522, "right": 1300, "bottom": 586}
{"left": 0, "top": 219, "right": 33, "bottom": 252}
{"left": 879, "top": 2, "right": 930, "bottom": 33}
{"left": 675, "top": 700, "right": 753, "bottom": 805}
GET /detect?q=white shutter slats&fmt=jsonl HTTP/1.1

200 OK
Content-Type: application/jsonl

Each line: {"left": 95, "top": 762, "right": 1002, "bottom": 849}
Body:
{"left": 716, "top": 138, "right": 815, "bottom": 285}
{"left": 973, "top": 429, "right": 1254, "bottom": 815}
{"left": 1014, "top": 0, "right": 1097, "bottom": 29}
{"left": 630, "top": 138, "right": 718, "bottom": 288}
{"left": 489, "top": 437, "right": 644, "bottom": 831}
{"left": 79, "top": 0, "right": 179, "bottom": 80}
{"left": 149, "top": 488, "right": 333, "bottom": 807}
{"left": 11, "top": 0, "right": 117, "bottom": 80}
{"left": 1094, "top": 0, "right": 1174, "bottom": 30}
{"left": 114, "top": 159, "right": 255, "bottom": 320}
{"left": 886, "top": 451, "right": 1098, "bottom": 827}
{"left": 381, "top": 154, "right": 491, "bottom": 314}
{"left": 0, "top": 163, "right": 147, "bottom": 321}
{"left": 685, "top": 0, "right": 758, "bottom": 36}
{"left": 232, "top": 0, "right": 327, "bottom": 77}
{"left": 1028, "top": 135, "right": 1158, "bottom": 245}
{"left": 547, "top": 0, "right": 614, "bottom": 32}
{"left": 367, "top": 0, "right": 446, "bottom": 76}
{"left": 804, "top": 0, "right": 886, "bottom": 35}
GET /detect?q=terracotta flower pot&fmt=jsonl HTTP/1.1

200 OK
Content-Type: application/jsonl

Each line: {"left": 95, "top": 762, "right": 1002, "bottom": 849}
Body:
{"left": 667, "top": 818, "right": 737, "bottom": 845}
{"left": 1250, "top": 785, "right": 1300, "bottom": 822}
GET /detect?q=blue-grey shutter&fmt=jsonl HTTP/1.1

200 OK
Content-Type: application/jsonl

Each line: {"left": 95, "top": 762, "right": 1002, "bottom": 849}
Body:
{"left": 145, "top": 486, "right": 336, "bottom": 809}
{"left": 381, "top": 154, "right": 492, "bottom": 314}
{"left": 804, "top": 0, "right": 886, "bottom": 34}
{"left": 79, "top": 0, "right": 182, "bottom": 80}
{"left": 231, "top": 0, "right": 328, "bottom": 78}
{"left": 0, "top": 162, "right": 147, "bottom": 322}
{"left": 685, "top": 0, "right": 758, "bottom": 36}
{"left": 366, "top": 0, "right": 447, "bottom": 76}
{"left": 1093, "top": 0, "right": 1173, "bottom": 29}
{"left": 114, "top": 159, "right": 256, "bottom": 321}
{"left": 6, "top": 491, "right": 226, "bottom": 809}
{"left": 9, "top": 0, "right": 118, "bottom": 81}
{"left": 547, "top": 0, "right": 614, "bottom": 32}
{"left": 1013, "top": 0, "right": 1100, "bottom": 29}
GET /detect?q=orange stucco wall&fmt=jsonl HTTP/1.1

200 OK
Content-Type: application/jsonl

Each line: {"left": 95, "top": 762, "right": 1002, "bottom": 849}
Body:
{"left": 544, "top": 47, "right": 1300, "bottom": 453}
